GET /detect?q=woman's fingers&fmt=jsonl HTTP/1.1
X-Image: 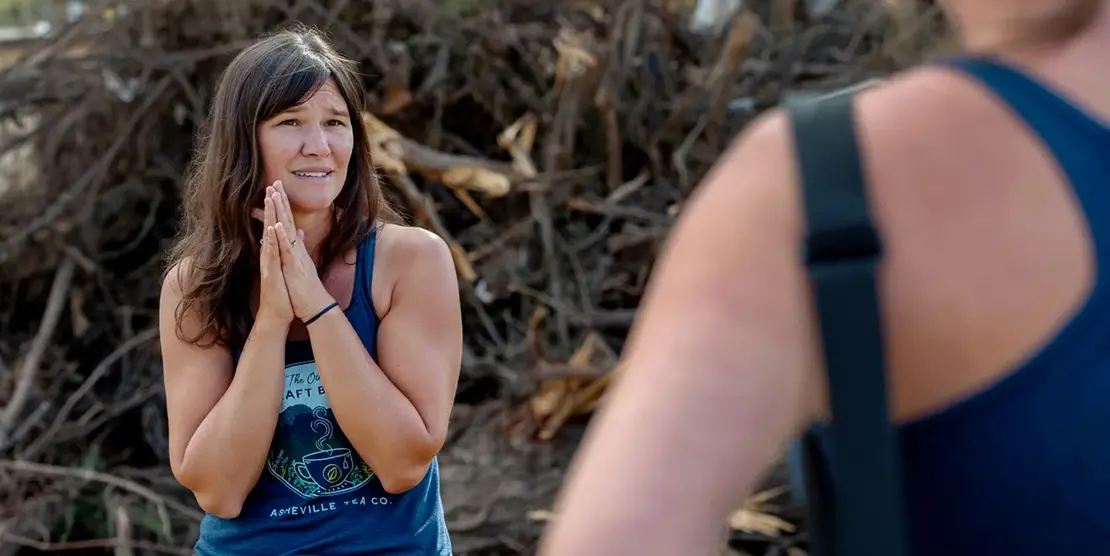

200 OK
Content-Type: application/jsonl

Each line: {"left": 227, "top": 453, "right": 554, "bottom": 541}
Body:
{"left": 276, "top": 180, "right": 290, "bottom": 217}
{"left": 254, "top": 185, "right": 273, "bottom": 226}
{"left": 261, "top": 225, "right": 275, "bottom": 269}
{"left": 264, "top": 194, "right": 277, "bottom": 229}
{"left": 260, "top": 183, "right": 300, "bottom": 258}
{"left": 275, "top": 222, "right": 294, "bottom": 263}
{"left": 266, "top": 226, "right": 290, "bottom": 291}
{"left": 275, "top": 181, "right": 295, "bottom": 231}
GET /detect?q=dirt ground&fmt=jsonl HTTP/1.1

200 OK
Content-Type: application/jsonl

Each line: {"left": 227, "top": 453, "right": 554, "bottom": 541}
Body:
{"left": 436, "top": 401, "right": 804, "bottom": 556}
{"left": 438, "top": 401, "right": 585, "bottom": 554}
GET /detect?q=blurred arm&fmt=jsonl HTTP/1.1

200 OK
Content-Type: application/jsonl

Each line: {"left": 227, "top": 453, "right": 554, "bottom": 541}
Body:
{"left": 537, "top": 110, "right": 827, "bottom": 556}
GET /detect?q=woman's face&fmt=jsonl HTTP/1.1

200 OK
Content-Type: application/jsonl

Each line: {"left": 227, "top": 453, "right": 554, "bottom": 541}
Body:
{"left": 257, "top": 78, "right": 353, "bottom": 215}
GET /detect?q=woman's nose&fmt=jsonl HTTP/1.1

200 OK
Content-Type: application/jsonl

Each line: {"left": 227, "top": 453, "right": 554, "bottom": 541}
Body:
{"left": 301, "top": 126, "right": 331, "bottom": 157}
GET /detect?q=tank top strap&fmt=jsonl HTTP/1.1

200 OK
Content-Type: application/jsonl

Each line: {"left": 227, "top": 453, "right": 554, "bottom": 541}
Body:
{"left": 354, "top": 224, "right": 379, "bottom": 319}
{"left": 937, "top": 56, "right": 1110, "bottom": 143}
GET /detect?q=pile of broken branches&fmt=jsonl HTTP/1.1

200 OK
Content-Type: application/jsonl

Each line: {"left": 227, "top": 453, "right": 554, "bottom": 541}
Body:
{"left": 0, "top": 0, "right": 945, "bottom": 553}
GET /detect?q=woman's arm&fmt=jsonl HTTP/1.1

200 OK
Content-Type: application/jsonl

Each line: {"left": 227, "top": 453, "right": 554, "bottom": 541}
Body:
{"left": 537, "top": 111, "right": 828, "bottom": 556}
{"left": 306, "top": 227, "right": 462, "bottom": 494}
{"left": 159, "top": 264, "right": 289, "bottom": 518}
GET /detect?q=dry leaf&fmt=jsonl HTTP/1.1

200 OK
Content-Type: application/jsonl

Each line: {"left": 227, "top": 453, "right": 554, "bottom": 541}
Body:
{"left": 727, "top": 487, "right": 795, "bottom": 537}
{"left": 362, "top": 112, "right": 402, "bottom": 142}
{"left": 531, "top": 333, "right": 605, "bottom": 433}
{"left": 727, "top": 508, "right": 795, "bottom": 537}
{"left": 371, "top": 147, "right": 407, "bottom": 176}
{"left": 528, "top": 509, "right": 556, "bottom": 522}
{"left": 531, "top": 379, "right": 571, "bottom": 421}
{"left": 553, "top": 28, "right": 598, "bottom": 74}
{"left": 537, "top": 376, "right": 611, "bottom": 439}
{"left": 498, "top": 113, "right": 538, "bottom": 154}
{"left": 448, "top": 243, "right": 478, "bottom": 283}
{"left": 568, "top": 332, "right": 599, "bottom": 366}
{"left": 531, "top": 331, "right": 619, "bottom": 438}
{"left": 363, "top": 113, "right": 407, "bottom": 175}
{"left": 498, "top": 114, "right": 539, "bottom": 178}
{"left": 441, "top": 166, "right": 512, "bottom": 197}
{"left": 571, "top": 372, "right": 611, "bottom": 415}
{"left": 552, "top": 27, "right": 598, "bottom": 89}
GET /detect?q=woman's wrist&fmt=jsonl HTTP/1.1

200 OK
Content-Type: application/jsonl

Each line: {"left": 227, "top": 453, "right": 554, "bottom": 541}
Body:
{"left": 252, "top": 311, "right": 292, "bottom": 335}
{"left": 299, "top": 293, "right": 338, "bottom": 323}
{"left": 303, "top": 300, "right": 340, "bottom": 326}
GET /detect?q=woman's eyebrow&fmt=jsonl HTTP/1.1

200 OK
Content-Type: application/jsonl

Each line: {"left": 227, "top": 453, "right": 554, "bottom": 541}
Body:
{"left": 278, "top": 104, "right": 348, "bottom": 116}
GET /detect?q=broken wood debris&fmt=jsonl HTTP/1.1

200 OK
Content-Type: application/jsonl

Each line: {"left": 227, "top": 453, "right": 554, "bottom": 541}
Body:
{"left": 0, "top": 0, "right": 945, "bottom": 553}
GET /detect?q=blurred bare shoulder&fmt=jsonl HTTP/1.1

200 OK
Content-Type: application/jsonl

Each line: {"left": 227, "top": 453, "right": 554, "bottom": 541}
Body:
{"left": 534, "top": 100, "right": 830, "bottom": 556}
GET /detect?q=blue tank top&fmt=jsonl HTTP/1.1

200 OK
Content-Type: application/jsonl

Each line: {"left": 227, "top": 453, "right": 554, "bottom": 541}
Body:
{"left": 194, "top": 227, "right": 453, "bottom": 555}
{"left": 870, "top": 57, "right": 1110, "bottom": 554}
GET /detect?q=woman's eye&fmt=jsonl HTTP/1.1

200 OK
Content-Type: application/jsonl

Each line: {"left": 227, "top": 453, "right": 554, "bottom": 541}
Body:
{"left": 280, "top": 119, "right": 298, "bottom": 126}
{"left": 328, "top": 120, "right": 346, "bottom": 127}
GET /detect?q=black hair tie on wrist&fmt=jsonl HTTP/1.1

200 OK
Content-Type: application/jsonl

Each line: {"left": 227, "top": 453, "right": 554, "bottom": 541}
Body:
{"left": 304, "top": 301, "right": 339, "bottom": 326}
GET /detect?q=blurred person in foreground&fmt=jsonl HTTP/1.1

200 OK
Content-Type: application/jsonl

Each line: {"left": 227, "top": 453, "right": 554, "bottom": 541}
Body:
{"left": 538, "top": 1, "right": 1110, "bottom": 555}
{"left": 157, "top": 27, "right": 460, "bottom": 555}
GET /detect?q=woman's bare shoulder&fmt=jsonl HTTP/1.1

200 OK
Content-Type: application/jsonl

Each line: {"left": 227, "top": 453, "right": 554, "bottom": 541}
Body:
{"left": 371, "top": 223, "right": 456, "bottom": 313}
{"left": 161, "top": 256, "right": 197, "bottom": 304}
{"left": 378, "top": 222, "right": 448, "bottom": 247}
{"left": 375, "top": 223, "right": 451, "bottom": 268}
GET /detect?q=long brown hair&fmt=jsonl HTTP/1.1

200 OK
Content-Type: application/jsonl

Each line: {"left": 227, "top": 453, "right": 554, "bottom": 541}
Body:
{"left": 165, "top": 25, "right": 399, "bottom": 349}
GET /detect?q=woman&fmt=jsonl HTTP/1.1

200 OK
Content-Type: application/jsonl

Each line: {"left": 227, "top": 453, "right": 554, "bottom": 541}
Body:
{"left": 539, "top": 1, "right": 1110, "bottom": 555}
{"left": 158, "top": 28, "right": 461, "bottom": 555}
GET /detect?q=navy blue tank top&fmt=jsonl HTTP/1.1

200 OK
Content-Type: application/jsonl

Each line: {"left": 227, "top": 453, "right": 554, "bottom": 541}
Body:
{"left": 872, "top": 58, "right": 1110, "bottom": 554}
{"left": 194, "top": 227, "right": 453, "bottom": 555}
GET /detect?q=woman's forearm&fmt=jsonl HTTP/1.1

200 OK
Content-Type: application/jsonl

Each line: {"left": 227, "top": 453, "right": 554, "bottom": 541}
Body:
{"left": 306, "top": 310, "right": 436, "bottom": 493}
{"left": 177, "top": 318, "right": 289, "bottom": 517}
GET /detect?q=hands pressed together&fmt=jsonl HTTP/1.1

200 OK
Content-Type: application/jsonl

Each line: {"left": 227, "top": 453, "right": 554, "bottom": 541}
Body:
{"left": 253, "top": 181, "right": 336, "bottom": 328}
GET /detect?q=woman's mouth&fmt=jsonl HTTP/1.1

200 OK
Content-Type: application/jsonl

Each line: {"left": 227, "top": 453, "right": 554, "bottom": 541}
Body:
{"left": 292, "top": 170, "right": 333, "bottom": 181}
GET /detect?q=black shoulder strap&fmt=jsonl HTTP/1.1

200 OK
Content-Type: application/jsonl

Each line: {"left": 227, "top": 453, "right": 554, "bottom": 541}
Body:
{"left": 786, "top": 91, "right": 911, "bottom": 556}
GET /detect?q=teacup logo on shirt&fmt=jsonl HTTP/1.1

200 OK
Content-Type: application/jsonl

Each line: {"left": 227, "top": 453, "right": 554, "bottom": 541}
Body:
{"left": 266, "top": 362, "right": 375, "bottom": 498}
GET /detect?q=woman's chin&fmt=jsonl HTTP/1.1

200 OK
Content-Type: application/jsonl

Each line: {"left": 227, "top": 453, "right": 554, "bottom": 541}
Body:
{"left": 288, "top": 197, "right": 337, "bottom": 217}
{"left": 285, "top": 189, "right": 340, "bottom": 214}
